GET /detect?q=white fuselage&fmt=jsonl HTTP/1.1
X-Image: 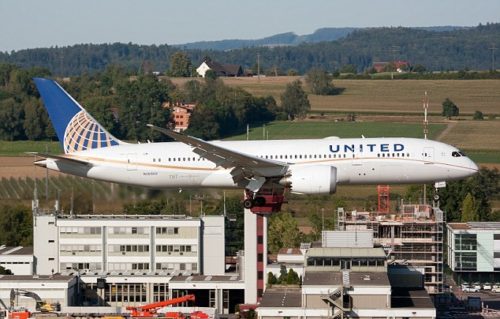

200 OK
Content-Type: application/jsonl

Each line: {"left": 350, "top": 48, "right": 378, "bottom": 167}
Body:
{"left": 41, "top": 137, "right": 478, "bottom": 190}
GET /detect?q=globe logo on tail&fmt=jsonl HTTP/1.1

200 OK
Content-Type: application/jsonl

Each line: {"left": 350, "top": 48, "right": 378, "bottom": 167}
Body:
{"left": 63, "top": 111, "right": 119, "bottom": 153}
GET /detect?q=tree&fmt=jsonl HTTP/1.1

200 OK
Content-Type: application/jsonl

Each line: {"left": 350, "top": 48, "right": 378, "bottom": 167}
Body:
{"left": 473, "top": 110, "right": 484, "bottom": 120}
{"left": 461, "top": 193, "right": 476, "bottom": 222}
{"left": 442, "top": 98, "right": 459, "bottom": 119}
{"left": 0, "top": 98, "right": 25, "bottom": 140}
{"left": 412, "top": 64, "right": 427, "bottom": 73}
{"left": 0, "top": 265, "right": 13, "bottom": 275}
{"left": 439, "top": 168, "right": 499, "bottom": 221}
{"left": 286, "top": 268, "right": 300, "bottom": 285}
{"left": 23, "top": 100, "right": 49, "bottom": 140}
{"left": 278, "top": 264, "right": 288, "bottom": 283}
{"left": 267, "top": 272, "right": 278, "bottom": 286}
{"left": 305, "top": 68, "right": 336, "bottom": 95}
{"left": 340, "top": 64, "right": 357, "bottom": 74}
{"left": 280, "top": 80, "right": 310, "bottom": 120}
{"left": 0, "top": 205, "right": 32, "bottom": 246}
{"left": 117, "top": 74, "right": 173, "bottom": 141}
{"left": 168, "top": 52, "right": 192, "bottom": 77}
{"left": 268, "top": 211, "right": 301, "bottom": 253}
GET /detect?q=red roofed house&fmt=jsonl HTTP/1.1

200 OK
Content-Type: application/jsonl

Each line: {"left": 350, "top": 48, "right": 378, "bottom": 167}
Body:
{"left": 164, "top": 102, "right": 196, "bottom": 132}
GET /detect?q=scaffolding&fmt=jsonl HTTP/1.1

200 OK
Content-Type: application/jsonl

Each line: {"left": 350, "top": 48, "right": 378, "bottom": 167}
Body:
{"left": 337, "top": 204, "right": 444, "bottom": 295}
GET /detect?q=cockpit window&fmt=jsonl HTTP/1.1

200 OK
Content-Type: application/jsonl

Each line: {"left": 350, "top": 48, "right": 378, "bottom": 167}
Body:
{"left": 459, "top": 151, "right": 467, "bottom": 156}
{"left": 452, "top": 151, "right": 461, "bottom": 157}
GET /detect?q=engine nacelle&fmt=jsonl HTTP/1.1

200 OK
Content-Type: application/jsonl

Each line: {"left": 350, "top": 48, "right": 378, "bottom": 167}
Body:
{"left": 280, "top": 165, "right": 337, "bottom": 194}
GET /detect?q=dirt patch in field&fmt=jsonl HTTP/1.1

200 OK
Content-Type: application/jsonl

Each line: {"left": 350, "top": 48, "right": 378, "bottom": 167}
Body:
{"left": 0, "top": 156, "right": 62, "bottom": 179}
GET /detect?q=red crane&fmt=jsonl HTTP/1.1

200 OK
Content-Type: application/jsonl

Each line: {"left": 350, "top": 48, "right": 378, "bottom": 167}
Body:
{"left": 126, "top": 295, "right": 196, "bottom": 317}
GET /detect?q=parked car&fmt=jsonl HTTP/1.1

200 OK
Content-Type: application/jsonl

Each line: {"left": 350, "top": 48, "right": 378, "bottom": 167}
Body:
{"left": 492, "top": 285, "right": 500, "bottom": 292}
{"left": 482, "top": 283, "right": 492, "bottom": 290}
{"left": 462, "top": 286, "right": 479, "bottom": 292}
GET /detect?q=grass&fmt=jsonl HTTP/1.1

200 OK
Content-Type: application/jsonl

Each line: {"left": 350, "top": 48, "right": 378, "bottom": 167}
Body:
{"left": 204, "top": 77, "right": 500, "bottom": 115}
{"left": 0, "top": 141, "right": 61, "bottom": 156}
{"left": 439, "top": 120, "right": 500, "bottom": 151}
{"left": 226, "top": 121, "right": 446, "bottom": 140}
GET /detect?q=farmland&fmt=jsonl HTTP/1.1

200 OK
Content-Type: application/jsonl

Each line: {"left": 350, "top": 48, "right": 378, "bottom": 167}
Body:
{"left": 208, "top": 77, "right": 500, "bottom": 115}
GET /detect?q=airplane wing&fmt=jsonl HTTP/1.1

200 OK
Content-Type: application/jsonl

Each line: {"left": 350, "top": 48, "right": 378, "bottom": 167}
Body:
{"left": 147, "top": 125, "right": 289, "bottom": 190}
{"left": 27, "top": 152, "right": 92, "bottom": 166}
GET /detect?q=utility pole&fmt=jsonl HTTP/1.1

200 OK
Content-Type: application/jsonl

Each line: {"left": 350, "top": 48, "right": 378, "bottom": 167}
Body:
{"left": 257, "top": 53, "right": 261, "bottom": 82}
{"left": 490, "top": 45, "right": 497, "bottom": 71}
{"left": 390, "top": 45, "right": 400, "bottom": 80}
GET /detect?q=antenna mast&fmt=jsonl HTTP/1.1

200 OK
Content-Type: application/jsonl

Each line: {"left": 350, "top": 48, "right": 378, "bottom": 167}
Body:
{"left": 423, "top": 91, "right": 429, "bottom": 140}
{"left": 423, "top": 92, "right": 429, "bottom": 205}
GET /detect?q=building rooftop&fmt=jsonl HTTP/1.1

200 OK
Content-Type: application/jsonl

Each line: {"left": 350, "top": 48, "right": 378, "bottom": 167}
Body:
{"left": 278, "top": 248, "right": 302, "bottom": 256}
{"left": 259, "top": 288, "right": 302, "bottom": 308}
{"left": 0, "top": 274, "right": 74, "bottom": 282}
{"left": 303, "top": 271, "right": 390, "bottom": 287}
{"left": 169, "top": 275, "right": 241, "bottom": 283}
{"left": 38, "top": 212, "right": 199, "bottom": 221}
{"left": 448, "top": 222, "right": 500, "bottom": 231}
{"left": 306, "top": 247, "right": 386, "bottom": 258}
{"left": 339, "top": 204, "right": 443, "bottom": 224}
{"left": 391, "top": 288, "right": 435, "bottom": 309}
{"left": 0, "top": 246, "right": 33, "bottom": 255}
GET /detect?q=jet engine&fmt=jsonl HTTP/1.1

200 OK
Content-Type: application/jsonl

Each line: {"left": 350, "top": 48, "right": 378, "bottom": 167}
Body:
{"left": 279, "top": 165, "right": 337, "bottom": 194}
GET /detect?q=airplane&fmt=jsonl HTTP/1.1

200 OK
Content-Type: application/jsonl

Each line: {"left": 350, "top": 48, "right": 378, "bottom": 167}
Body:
{"left": 32, "top": 77, "right": 478, "bottom": 210}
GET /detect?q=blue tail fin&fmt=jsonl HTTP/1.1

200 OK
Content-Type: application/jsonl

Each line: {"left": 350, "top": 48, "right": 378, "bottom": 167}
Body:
{"left": 34, "top": 78, "right": 122, "bottom": 154}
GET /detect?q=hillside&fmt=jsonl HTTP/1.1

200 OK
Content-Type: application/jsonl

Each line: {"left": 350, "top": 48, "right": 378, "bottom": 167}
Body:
{"left": 0, "top": 24, "right": 498, "bottom": 76}
{"left": 175, "top": 26, "right": 464, "bottom": 51}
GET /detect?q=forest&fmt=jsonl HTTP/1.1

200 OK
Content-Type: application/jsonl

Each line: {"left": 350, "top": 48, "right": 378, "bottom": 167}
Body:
{"left": 0, "top": 24, "right": 499, "bottom": 76}
{"left": 0, "top": 63, "right": 280, "bottom": 141}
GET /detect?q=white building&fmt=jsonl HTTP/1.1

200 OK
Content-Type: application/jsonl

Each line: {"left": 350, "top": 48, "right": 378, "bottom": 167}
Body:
{"left": 0, "top": 274, "right": 77, "bottom": 310}
{"left": 447, "top": 222, "right": 500, "bottom": 284}
{"left": 0, "top": 246, "right": 33, "bottom": 275}
{"left": 258, "top": 247, "right": 436, "bottom": 319}
{"left": 33, "top": 214, "right": 225, "bottom": 276}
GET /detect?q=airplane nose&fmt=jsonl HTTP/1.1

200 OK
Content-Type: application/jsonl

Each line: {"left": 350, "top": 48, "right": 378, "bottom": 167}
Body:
{"left": 467, "top": 158, "right": 479, "bottom": 174}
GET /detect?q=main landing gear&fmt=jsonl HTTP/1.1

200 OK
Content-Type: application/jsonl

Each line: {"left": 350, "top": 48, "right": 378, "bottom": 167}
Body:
{"left": 243, "top": 188, "right": 287, "bottom": 214}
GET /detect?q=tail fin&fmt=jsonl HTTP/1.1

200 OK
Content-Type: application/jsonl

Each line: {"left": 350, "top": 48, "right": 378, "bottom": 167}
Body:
{"left": 33, "top": 78, "right": 123, "bottom": 154}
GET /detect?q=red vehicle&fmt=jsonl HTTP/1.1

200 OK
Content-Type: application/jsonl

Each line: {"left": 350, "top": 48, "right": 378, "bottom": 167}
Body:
{"left": 126, "top": 295, "right": 206, "bottom": 318}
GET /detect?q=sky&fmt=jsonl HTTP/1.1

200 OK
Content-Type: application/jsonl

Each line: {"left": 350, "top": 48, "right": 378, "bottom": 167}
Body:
{"left": 0, "top": 0, "right": 499, "bottom": 52}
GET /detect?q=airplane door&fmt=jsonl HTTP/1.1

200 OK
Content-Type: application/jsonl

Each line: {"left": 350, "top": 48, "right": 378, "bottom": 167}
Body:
{"left": 423, "top": 147, "right": 434, "bottom": 160}
{"left": 127, "top": 153, "right": 137, "bottom": 171}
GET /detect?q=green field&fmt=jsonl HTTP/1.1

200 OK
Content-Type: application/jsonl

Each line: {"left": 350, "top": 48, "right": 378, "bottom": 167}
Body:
{"left": 0, "top": 141, "right": 61, "bottom": 156}
{"left": 226, "top": 121, "right": 446, "bottom": 140}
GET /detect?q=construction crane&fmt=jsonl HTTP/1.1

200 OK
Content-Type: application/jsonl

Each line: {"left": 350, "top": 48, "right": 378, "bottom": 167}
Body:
{"left": 126, "top": 295, "right": 196, "bottom": 318}
{"left": 10, "top": 289, "right": 61, "bottom": 313}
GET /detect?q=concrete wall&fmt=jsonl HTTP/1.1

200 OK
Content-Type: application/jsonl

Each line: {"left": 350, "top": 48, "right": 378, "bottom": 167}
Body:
{"left": 201, "top": 215, "right": 225, "bottom": 275}
{"left": 33, "top": 215, "right": 58, "bottom": 275}
{"left": 351, "top": 294, "right": 388, "bottom": 309}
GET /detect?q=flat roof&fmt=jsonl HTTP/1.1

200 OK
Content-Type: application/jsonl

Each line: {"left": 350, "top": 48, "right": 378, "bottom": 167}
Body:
{"left": 259, "top": 288, "right": 302, "bottom": 308}
{"left": 278, "top": 248, "right": 302, "bottom": 256}
{"left": 0, "top": 246, "right": 33, "bottom": 255}
{"left": 169, "top": 275, "right": 241, "bottom": 283}
{"left": 448, "top": 222, "right": 500, "bottom": 231}
{"left": 306, "top": 247, "right": 386, "bottom": 258}
{"left": 391, "top": 288, "right": 435, "bottom": 309}
{"left": 0, "top": 274, "right": 74, "bottom": 282}
{"left": 303, "top": 271, "right": 390, "bottom": 287}
{"left": 37, "top": 212, "right": 201, "bottom": 221}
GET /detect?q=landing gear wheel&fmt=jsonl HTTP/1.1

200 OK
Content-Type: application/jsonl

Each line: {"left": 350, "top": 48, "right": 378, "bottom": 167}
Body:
{"left": 243, "top": 199, "right": 254, "bottom": 209}
{"left": 254, "top": 196, "right": 266, "bottom": 206}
